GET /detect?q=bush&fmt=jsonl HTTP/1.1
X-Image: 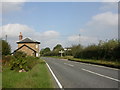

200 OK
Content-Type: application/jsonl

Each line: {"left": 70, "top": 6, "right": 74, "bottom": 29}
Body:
{"left": 13, "top": 51, "right": 27, "bottom": 58}
{"left": 2, "top": 55, "right": 13, "bottom": 65}
{"left": 10, "top": 56, "right": 39, "bottom": 71}
{"left": 10, "top": 56, "right": 27, "bottom": 71}
{"left": 73, "top": 39, "right": 119, "bottom": 61}
{"left": 3, "top": 51, "right": 39, "bottom": 71}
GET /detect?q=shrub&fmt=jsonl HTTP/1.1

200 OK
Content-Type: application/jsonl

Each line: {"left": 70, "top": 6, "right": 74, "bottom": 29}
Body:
{"left": 10, "top": 56, "right": 27, "bottom": 70}
{"left": 10, "top": 56, "right": 39, "bottom": 71}
{"left": 72, "top": 39, "right": 119, "bottom": 61}
{"left": 2, "top": 55, "right": 14, "bottom": 66}
{"left": 13, "top": 51, "right": 27, "bottom": 59}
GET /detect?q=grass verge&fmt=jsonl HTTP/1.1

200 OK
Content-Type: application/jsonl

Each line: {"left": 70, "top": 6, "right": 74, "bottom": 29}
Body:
{"left": 44, "top": 56, "right": 73, "bottom": 59}
{"left": 2, "top": 59, "right": 53, "bottom": 88}
{"left": 69, "top": 58, "right": 120, "bottom": 69}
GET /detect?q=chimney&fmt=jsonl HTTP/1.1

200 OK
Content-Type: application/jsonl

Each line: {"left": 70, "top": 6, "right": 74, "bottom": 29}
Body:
{"left": 19, "top": 32, "right": 23, "bottom": 40}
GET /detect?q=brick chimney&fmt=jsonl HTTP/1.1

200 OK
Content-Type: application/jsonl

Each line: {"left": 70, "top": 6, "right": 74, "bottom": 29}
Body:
{"left": 19, "top": 32, "right": 23, "bottom": 40}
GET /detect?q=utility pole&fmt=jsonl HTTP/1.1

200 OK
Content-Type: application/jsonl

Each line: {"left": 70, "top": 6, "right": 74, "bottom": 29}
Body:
{"left": 5, "top": 35, "right": 7, "bottom": 41}
{"left": 79, "top": 34, "right": 80, "bottom": 45}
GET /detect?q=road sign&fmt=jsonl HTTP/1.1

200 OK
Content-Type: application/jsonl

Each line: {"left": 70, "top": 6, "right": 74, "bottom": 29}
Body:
{"left": 59, "top": 50, "right": 64, "bottom": 57}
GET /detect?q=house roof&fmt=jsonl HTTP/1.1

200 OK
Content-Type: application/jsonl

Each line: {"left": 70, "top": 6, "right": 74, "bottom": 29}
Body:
{"left": 13, "top": 44, "right": 37, "bottom": 53}
{"left": 17, "top": 38, "right": 40, "bottom": 44}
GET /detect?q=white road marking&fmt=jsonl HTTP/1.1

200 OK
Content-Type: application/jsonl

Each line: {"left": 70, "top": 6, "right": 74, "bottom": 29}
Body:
{"left": 82, "top": 68, "right": 120, "bottom": 82}
{"left": 64, "top": 63, "right": 74, "bottom": 67}
{"left": 88, "top": 64, "right": 119, "bottom": 71}
{"left": 76, "top": 62, "right": 119, "bottom": 71}
{"left": 73, "top": 62, "right": 79, "bottom": 63}
{"left": 46, "top": 62, "right": 63, "bottom": 89}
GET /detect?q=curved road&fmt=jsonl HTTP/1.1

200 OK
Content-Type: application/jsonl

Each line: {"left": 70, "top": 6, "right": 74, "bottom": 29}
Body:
{"left": 42, "top": 57, "right": 120, "bottom": 89}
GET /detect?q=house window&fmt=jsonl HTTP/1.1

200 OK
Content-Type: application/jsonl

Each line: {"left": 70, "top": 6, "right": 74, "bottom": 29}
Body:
{"left": 36, "top": 44, "right": 38, "bottom": 48}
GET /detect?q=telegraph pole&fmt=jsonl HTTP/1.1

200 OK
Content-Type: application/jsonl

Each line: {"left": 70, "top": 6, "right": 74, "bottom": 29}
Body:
{"left": 5, "top": 35, "right": 7, "bottom": 41}
{"left": 79, "top": 34, "right": 80, "bottom": 45}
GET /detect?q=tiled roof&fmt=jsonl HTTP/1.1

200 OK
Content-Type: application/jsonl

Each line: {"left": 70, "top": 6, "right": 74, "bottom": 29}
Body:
{"left": 17, "top": 38, "right": 40, "bottom": 44}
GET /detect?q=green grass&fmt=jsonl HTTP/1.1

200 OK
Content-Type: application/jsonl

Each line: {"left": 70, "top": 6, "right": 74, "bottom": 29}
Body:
{"left": 44, "top": 56, "right": 73, "bottom": 59}
{"left": 2, "top": 59, "right": 53, "bottom": 88}
{"left": 69, "top": 58, "right": 120, "bottom": 66}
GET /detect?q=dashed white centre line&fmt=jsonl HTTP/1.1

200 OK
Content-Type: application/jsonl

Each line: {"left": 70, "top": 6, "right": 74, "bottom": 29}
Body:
{"left": 82, "top": 68, "right": 120, "bottom": 82}
{"left": 64, "top": 63, "right": 74, "bottom": 67}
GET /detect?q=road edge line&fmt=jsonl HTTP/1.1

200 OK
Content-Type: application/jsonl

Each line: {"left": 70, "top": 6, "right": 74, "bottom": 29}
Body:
{"left": 82, "top": 68, "right": 120, "bottom": 82}
{"left": 45, "top": 62, "right": 63, "bottom": 89}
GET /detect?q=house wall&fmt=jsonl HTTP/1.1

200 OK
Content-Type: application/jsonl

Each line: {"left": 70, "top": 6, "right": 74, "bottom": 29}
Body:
{"left": 18, "top": 43, "right": 39, "bottom": 53}
{"left": 18, "top": 46, "right": 36, "bottom": 56}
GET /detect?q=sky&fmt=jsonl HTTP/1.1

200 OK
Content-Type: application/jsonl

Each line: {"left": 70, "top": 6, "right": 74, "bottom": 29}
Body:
{"left": 0, "top": 0, "right": 118, "bottom": 51}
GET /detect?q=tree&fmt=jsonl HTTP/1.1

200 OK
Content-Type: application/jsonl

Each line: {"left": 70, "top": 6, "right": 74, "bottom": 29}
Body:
{"left": 44, "top": 47, "right": 51, "bottom": 52}
{"left": 2, "top": 40, "right": 11, "bottom": 55}
{"left": 53, "top": 44, "right": 63, "bottom": 51}
{"left": 40, "top": 47, "right": 51, "bottom": 55}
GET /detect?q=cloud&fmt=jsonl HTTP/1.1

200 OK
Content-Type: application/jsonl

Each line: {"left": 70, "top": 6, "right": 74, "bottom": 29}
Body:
{"left": 42, "top": 31, "right": 59, "bottom": 38}
{"left": 68, "top": 35, "right": 98, "bottom": 46}
{"left": 0, "top": 24, "right": 34, "bottom": 37}
{"left": 1, "top": 0, "right": 26, "bottom": 13}
{"left": 79, "top": 12, "right": 118, "bottom": 43}
{"left": 100, "top": 2, "right": 118, "bottom": 11}
{"left": 87, "top": 12, "right": 118, "bottom": 28}
{"left": 0, "top": 24, "right": 60, "bottom": 51}
{"left": 68, "top": 12, "right": 118, "bottom": 46}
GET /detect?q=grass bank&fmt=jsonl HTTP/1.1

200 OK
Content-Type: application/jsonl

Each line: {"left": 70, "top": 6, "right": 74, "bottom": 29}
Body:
{"left": 44, "top": 56, "right": 120, "bottom": 69}
{"left": 2, "top": 59, "right": 53, "bottom": 88}
{"left": 44, "top": 56, "right": 73, "bottom": 59}
{"left": 68, "top": 58, "right": 120, "bottom": 69}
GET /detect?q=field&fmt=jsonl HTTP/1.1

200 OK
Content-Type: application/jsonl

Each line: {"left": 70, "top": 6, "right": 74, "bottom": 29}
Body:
{"left": 2, "top": 59, "right": 54, "bottom": 88}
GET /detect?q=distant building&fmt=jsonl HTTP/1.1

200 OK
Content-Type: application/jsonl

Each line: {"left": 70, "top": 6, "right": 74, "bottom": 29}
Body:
{"left": 13, "top": 32, "right": 40, "bottom": 57}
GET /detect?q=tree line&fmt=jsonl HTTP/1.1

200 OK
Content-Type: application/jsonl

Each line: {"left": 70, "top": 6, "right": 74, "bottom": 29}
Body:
{"left": 40, "top": 39, "right": 120, "bottom": 61}
{"left": 1, "top": 39, "right": 120, "bottom": 62}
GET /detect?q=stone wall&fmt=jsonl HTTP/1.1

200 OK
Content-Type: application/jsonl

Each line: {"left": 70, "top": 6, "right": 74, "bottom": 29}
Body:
{"left": 18, "top": 46, "right": 35, "bottom": 56}
{"left": 18, "top": 43, "right": 39, "bottom": 53}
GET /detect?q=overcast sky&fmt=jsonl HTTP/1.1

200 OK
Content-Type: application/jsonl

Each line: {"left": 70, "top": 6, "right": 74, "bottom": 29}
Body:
{"left": 0, "top": 0, "right": 118, "bottom": 51}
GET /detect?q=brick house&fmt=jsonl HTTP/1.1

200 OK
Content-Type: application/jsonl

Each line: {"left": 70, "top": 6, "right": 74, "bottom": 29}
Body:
{"left": 13, "top": 32, "right": 40, "bottom": 57}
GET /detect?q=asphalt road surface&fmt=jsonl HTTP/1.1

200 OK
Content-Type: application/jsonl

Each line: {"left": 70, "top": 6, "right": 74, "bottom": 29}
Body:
{"left": 42, "top": 57, "right": 120, "bottom": 88}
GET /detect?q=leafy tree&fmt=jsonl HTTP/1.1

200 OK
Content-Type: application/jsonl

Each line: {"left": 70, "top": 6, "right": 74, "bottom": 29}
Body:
{"left": 44, "top": 47, "right": 51, "bottom": 52}
{"left": 40, "top": 47, "right": 51, "bottom": 55}
{"left": 53, "top": 44, "right": 63, "bottom": 51}
{"left": 2, "top": 40, "right": 11, "bottom": 55}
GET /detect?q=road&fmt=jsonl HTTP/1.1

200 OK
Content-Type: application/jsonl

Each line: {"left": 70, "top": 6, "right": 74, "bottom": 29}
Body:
{"left": 42, "top": 57, "right": 120, "bottom": 89}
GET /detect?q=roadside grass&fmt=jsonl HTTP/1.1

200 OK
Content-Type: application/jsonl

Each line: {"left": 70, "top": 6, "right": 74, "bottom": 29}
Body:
{"left": 2, "top": 59, "right": 53, "bottom": 88}
{"left": 69, "top": 58, "right": 120, "bottom": 66}
{"left": 44, "top": 56, "right": 120, "bottom": 68}
{"left": 44, "top": 56, "right": 73, "bottom": 59}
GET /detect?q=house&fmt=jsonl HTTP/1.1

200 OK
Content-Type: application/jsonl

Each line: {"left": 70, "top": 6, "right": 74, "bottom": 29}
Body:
{"left": 13, "top": 32, "right": 40, "bottom": 57}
